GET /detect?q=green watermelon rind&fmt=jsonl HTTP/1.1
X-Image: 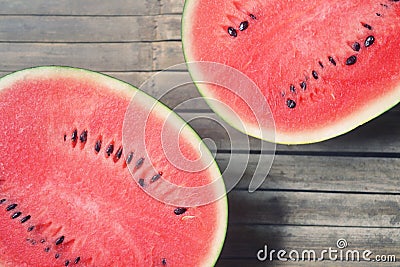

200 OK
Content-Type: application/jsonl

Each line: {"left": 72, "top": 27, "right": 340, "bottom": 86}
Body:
{"left": 181, "top": 0, "right": 400, "bottom": 145}
{"left": 0, "top": 66, "right": 228, "bottom": 267}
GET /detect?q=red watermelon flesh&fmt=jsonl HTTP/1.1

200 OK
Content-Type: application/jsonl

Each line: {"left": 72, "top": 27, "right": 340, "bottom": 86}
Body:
{"left": 0, "top": 67, "right": 227, "bottom": 266}
{"left": 182, "top": 0, "right": 400, "bottom": 144}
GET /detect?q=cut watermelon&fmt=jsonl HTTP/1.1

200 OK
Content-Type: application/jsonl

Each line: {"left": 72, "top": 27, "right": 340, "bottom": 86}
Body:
{"left": 182, "top": 0, "right": 400, "bottom": 144}
{"left": 0, "top": 67, "right": 227, "bottom": 266}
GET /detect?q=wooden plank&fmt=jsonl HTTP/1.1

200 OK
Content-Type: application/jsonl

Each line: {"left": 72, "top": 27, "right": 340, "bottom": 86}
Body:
{"left": 0, "top": 16, "right": 157, "bottom": 42}
{"left": 160, "top": 0, "right": 185, "bottom": 14}
{"left": 219, "top": 225, "right": 400, "bottom": 260}
{"left": 153, "top": 42, "right": 185, "bottom": 70}
{"left": 0, "top": 0, "right": 160, "bottom": 16}
{"left": 0, "top": 15, "right": 182, "bottom": 42}
{"left": 0, "top": 42, "right": 182, "bottom": 72}
{"left": 226, "top": 190, "right": 400, "bottom": 227}
{"left": 180, "top": 110, "right": 400, "bottom": 153}
{"left": 156, "top": 15, "right": 182, "bottom": 40}
{"left": 227, "top": 155, "right": 400, "bottom": 193}
{"left": 0, "top": 43, "right": 153, "bottom": 72}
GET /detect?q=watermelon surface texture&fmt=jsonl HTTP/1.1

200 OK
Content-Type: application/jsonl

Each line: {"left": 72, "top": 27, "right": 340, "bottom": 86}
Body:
{"left": 0, "top": 67, "right": 227, "bottom": 266}
{"left": 182, "top": 0, "right": 400, "bottom": 144}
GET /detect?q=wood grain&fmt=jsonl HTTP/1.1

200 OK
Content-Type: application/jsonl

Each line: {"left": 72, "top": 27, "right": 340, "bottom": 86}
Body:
{"left": 0, "top": 0, "right": 160, "bottom": 15}
{"left": 180, "top": 111, "right": 400, "bottom": 153}
{"left": 0, "top": 43, "right": 153, "bottom": 72}
{"left": 227, "top": 190, "right": 400, "bottom": 227}
{"left": 219, "top": 225, "right": 400, "bottom": 259}
{"left": 161, "top": 0, "right": 185, "bottom": 14}
{"left": 0, "top": 16, "right": 156, "bottom": 42}
{"left": 0, "top": 15, "right": 182, "bottom": 42}
{"left": 217, "top": 154, "right": 400, "bottom": 193}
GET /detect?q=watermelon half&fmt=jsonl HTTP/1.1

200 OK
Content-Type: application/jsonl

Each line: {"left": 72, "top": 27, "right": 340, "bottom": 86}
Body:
{"left": 182, "top": 0, "right": 400, "bottom": 144}
{"left": 0, "top": 67, "right": 227, "bottom": 266}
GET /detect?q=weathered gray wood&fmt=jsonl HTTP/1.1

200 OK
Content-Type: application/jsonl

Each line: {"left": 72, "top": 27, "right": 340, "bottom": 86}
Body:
{"left": 220, "top": 225, "right": 400, "bottom": 260}
{"left": 161, "top": 0, "right": 185, "bottom": 14}
{"left": 153, "top": 42, "right": 185, "bottom": 70}
{"left": 217, "top": 154, "right": 400, "bottom": 193}
{"left": 0, "top": 16, "right": 157, "bottom": 42}
{"left": 181, "top": 110, "right": 400, "bottom": 153}
{"left": 0, "top": 15, "right": 182, "bottom": 42}
{"left": 0, "top": 0, "right": 160, "bottom": 15}
{"left": 0, "top": 43, "right": 153, "bottom": 72}
{"left": 227, "top": 190, "right": 400, "bottom": 227}
{"left": 0, "top": 42, "right": 183, "bottom": 72}
{"left": 156, "top": 15, "right": 182, "bottom": 40}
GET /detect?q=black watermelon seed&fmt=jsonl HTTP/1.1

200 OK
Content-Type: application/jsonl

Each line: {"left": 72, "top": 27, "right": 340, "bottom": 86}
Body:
{"left": 250, "top": 14, "right": 257, "bottom": 20}
{"left": 27, "top": 225, "right": 35, "bottom": 232}
{"left": 6, "top": 203, "right": 17, "bottom": 211}
{"left": 287, "top": 99, "right": 296, "bottom": 109}
{"left": 363, "top": 23, "right": 372, "bottom": 30}
{"left": 40, "top": 239, "right": 45, "bottom": 243}
{"left": 365, "top": 35, "right": 375, "bottom": 47}
{"left": 74, "top": 257, "right": 81, "bottom": 264}
{"left": 346, "top": 55, "right": 357, "bottom": 65}
{"left": 44, "top": 247, "right": 50, "bottom": 252}
{"left": 65, "top": 260, "right": 70, "bottom": 266}
{"left": 55, "top": 253, "right": 60, "bottom": 259}
{"left": 290, "top": 84, "right": 296, "bottom": 93}
{"left": 381, "top": 4, "right": 389, "bottom": 7}
{"left": 138, "top": 179, "right": 145, "bottom": 187}
{"left": 11, "top": 211, "right": 22, "bottom": 219}
{"left": 71, "top": 129, "right": 78, "bottom": 142}
{"left": 151, "top": 174, "right": 161, "bottom": 183}
{"left": 239, "top": 21, "right": 249, "bottom": 31}
{"left": 174, "top": 207, "right": 187, "bottom": 215}
{"left": 318, "top": 61, "right": 324, "bottom": 68}
{"left": 79, "top": 130, "right": 88, "bottom": 143}
{"left": 115, "top": 147, "right": 123, "bottom": 159}
{"left": 312, "top": 71, "right": 319, "bottom": 80}
{"left": 0, "top": 199, "right": 6, "bottom": 204}
{"left": 376, "top": 13, "right": 381, "bottom": 16}
{"left": 162, "top": 258, "right": 167, "bottom": 265}
{"left": 328, "top": 56, "right": 337, "bottom": 66}
{"left": 20, "top": 215, "right": 31, "bottom": 223}
{"left": 227, "top": 27, "right": 237, "bottom": 37}
{"left": 94, "top": 140, "right": 102, "bottom": 153}
{"left": 300, "top": 81, "right": 307, "bottom": 90}
{"left": 55, "top": 236, "right": 65, "bottom": 245}
{"left": 64, "top": 134, "right": 67, "bottom": 142}
{"left": 136, "top": 157, "right": 144, "bottom": 168}
{"left": 105, "top": 144, "right": 114, "bottom": 156}
{"left": 352, "top": 42, "right": 361, "bottom": 51}
{"left": 126, "top": 152, "right": 134, "bottom": 164}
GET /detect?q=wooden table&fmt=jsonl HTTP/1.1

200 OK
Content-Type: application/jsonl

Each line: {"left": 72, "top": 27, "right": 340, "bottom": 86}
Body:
{"left": 1, "top": 0, "right": 399, "bottom": 266}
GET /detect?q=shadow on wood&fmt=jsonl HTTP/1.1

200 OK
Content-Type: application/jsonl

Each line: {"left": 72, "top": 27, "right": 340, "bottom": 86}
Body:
{"left": 216, "top": 191, "right": 286, "bottom": 265}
